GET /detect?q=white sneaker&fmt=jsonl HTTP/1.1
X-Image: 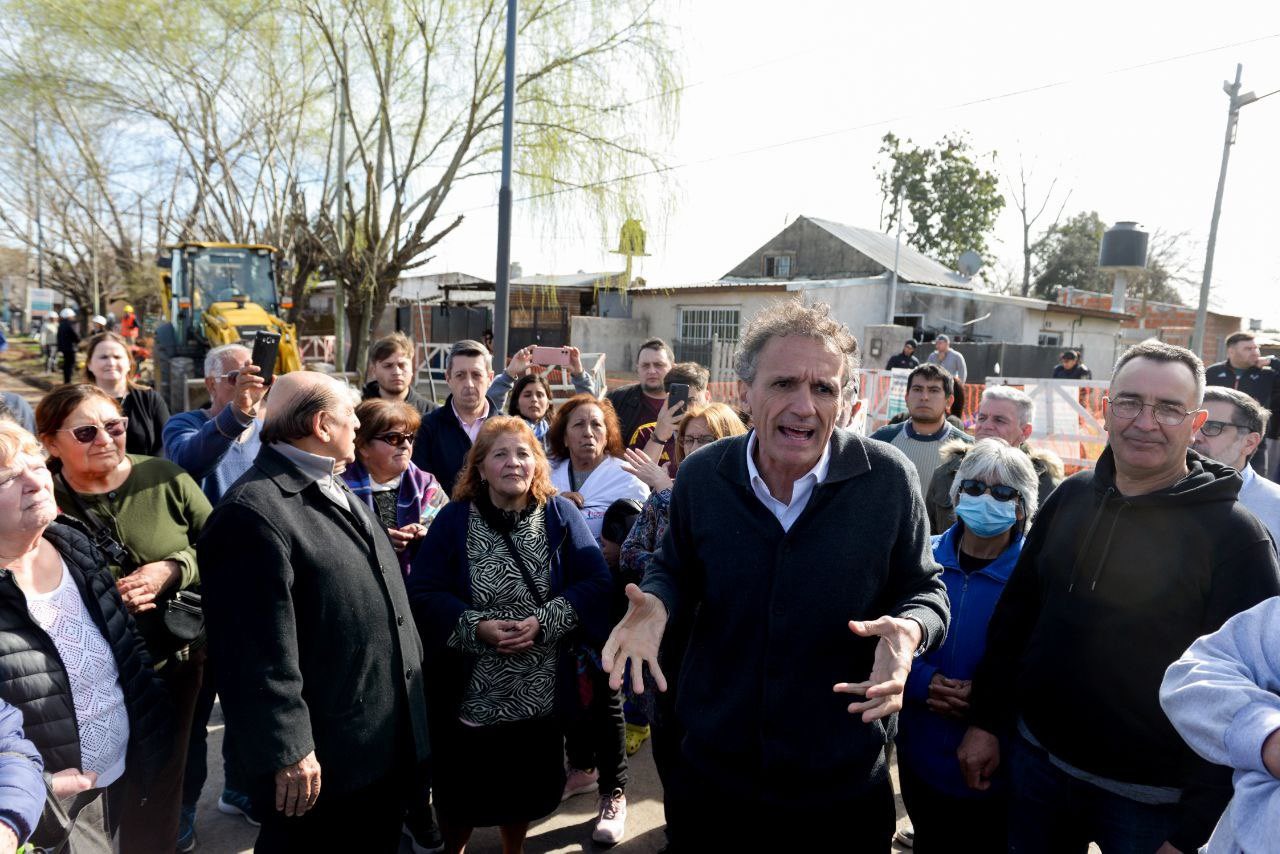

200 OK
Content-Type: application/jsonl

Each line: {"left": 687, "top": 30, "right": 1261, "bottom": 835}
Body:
{"left": 591, "top": 788, "right": 627, "bottom": 845}
{"left": 562, "top": 767, "right": 599, "bottom": 801}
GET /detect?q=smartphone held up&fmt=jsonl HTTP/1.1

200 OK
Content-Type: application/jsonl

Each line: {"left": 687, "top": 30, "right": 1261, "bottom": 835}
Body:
{"left": 251, "top": 331, "right": 282, "bottom": 385}
{"left": 530, "top": 346, "right": 572, "bottom": 367}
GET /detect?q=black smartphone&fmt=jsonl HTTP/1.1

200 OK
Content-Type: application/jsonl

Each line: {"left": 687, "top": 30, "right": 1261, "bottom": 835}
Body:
{"left": 251, "top": 331, "right": 282, "bottom": 385}
{"left": 667, "top": 382, "right": 690, "bottom": 413}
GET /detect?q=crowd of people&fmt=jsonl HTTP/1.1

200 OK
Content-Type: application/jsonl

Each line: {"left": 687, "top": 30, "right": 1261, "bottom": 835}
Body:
{"left": 0, "top": 305, "right": 1278, "bottom": 854}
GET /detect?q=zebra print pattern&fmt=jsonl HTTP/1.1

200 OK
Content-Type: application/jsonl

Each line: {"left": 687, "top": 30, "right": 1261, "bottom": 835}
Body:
{"left": 449, "top": 504, "right": 578, "bottom": 726}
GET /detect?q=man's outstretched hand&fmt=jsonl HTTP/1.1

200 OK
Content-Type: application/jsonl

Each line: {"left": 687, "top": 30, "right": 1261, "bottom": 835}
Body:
{"left": 833, "top": 616, "right": 922, "bottom": 722}
{"left": 601, "top": 583, "right": 669, "bottom": 694}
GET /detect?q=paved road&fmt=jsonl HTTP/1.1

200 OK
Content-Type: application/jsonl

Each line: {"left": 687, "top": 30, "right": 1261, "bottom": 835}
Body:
{"left": 194, "top": 700, "right": 915, "bottom": 853}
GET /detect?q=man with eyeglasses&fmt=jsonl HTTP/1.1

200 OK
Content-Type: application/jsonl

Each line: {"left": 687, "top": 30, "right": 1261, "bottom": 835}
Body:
{"left": 958, "top": 339, "right": 1280, "bottom": 854}
{"left": 1191, "top": 386, "right": 1280, "bottom": 544}
{"left": 163, "top": 343, "right": 268, "bottom": 505}
{"left": 162, "top": 343, "right": 270, "bottom": 846}
{"left": 1206, "top": 331, "right": 1280, "bottom": 478}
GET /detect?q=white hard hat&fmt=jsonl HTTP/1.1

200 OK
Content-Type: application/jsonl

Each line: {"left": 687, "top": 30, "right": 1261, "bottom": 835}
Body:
{"left": 91, "top": 315, "right": 107, "bottom": 326}
{"left": 59, "top": 308, "right": 75, "bottom": 319}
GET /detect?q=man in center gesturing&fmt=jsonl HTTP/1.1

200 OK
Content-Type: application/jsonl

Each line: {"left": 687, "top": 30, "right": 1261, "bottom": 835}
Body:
{"left": 603, "top": 299, "right": 949, "bottom": 850}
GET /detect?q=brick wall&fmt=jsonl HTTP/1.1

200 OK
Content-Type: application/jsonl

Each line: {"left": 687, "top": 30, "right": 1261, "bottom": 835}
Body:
{"left": 1059, "top": 291, "right": 1240, "bottom": 365}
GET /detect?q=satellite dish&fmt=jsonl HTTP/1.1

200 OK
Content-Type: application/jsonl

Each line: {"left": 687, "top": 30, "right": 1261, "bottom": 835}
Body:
{"left": 957, "top": 250, "right": 982, "bottom": 277}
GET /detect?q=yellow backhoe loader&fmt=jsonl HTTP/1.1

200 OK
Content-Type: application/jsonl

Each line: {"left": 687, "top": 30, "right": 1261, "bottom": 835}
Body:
{"left": 154, "top": 242, "right": 301, "bottom": 410}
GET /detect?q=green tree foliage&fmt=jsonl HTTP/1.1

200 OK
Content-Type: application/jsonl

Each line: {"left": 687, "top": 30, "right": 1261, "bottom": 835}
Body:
{"left": 875, "top": 132, "right": 1005, "bottom": 270}
{"left": 1031, "top": 211, "right": 1194, "bottom": 306}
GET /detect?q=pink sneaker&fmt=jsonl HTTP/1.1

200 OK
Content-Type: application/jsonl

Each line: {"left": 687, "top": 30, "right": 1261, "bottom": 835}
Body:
{"left": 591, "top": 788, "right": 627, "bottom": 844}
{"left": 562, "top": 767, "right": 599, "bottom": 801}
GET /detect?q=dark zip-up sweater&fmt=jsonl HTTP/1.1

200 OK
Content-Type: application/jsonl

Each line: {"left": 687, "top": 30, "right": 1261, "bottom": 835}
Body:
{"left": 970, "top": 448, "right": 1280, "bottom": 853}
{"left": 641, "top": 429, "right": 949, "bottom": 808}
{"left": 410, "top": 395, "right": 477, "bottom": 494}
{"left": 0, "top": 520, "right": 172, "bottom": 799}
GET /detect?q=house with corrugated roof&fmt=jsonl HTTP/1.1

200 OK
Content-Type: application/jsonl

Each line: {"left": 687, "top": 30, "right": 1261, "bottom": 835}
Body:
{"left": 610, "top": 215, "right": 1131, "bottom": 377}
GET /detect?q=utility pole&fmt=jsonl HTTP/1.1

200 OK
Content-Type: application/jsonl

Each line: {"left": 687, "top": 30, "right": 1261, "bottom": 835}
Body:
{"left": 333, "top": 39, "right": 349, "bottom": 371}
{"left": 886, "top": 185, "right": 904, "bottom": 325}
{"left": 1192, "top": 64, "right": 1245, "bottom": 358}
{"left": 493, "top": 0, "right": 517, "bottom": 363}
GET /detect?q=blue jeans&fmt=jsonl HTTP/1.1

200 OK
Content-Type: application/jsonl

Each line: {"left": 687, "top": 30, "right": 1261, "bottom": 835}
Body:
{"left": 1008, "top": 734, "right": 1178, "bottom": 854}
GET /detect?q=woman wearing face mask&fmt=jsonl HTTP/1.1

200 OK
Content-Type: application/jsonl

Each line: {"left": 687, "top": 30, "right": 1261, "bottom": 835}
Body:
{"left": 894, "top": 438, "right": 1038, "bottom": 853}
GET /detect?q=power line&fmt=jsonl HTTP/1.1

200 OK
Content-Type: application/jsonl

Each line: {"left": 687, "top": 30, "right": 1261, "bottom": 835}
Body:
{"left": 441, "top": 29, "right": 1280, "bottom": 216}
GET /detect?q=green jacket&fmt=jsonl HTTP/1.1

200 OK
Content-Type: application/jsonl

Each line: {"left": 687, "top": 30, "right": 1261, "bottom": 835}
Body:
{"left": 53, "top": 455, "right": 211, "bottom": 590}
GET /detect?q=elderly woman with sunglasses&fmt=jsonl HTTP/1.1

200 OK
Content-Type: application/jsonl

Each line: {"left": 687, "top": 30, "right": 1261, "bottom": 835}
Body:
{"left": 36, "top": 383, "right": 211, "bottom": 853}
{"left": 341, "top": 398, "right": 448, "bottom": 576}
{"left": 894, "top": 438, "right": 1039, "bottom": 853}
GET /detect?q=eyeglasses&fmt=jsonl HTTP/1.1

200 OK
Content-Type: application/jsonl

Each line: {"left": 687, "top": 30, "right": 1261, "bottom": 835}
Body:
{"left": 681, "top": 434, "right": 716, "bottom": 447}
{"left": 1105, "top": 397, "right": 1198, "bottom": 427}
{"left": 58, "top": 418, "right": 129, "bottom": 444}
{"left": 373, "top": 431, "right": 415, "bottom": 448}
{"left": 959, "top": 479, "right": 1020, "bottom": 503}
{"left": 1198, "top": 420, "right": 1251, "bottom": 438}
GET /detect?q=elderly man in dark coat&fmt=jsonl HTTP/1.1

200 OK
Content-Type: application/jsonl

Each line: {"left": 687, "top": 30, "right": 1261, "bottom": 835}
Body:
{"left": 603, "top": 300, "right": 950, "bottom": 850}
{"left": 199, "top": 371, "right": 429, "bottom": 852}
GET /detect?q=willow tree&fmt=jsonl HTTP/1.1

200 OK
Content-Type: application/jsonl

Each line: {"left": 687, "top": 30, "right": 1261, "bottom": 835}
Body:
{"left": 301, "top": 0, "right": 681, "bottom": 369}
{"left": 0, "top": 81, "right": 171, "bottom": 321}
{"left": 0, "top": 0, "right": 336, "bottom": 312}
{"left": 0, "top": 0, "right": 679, "bottom": 364}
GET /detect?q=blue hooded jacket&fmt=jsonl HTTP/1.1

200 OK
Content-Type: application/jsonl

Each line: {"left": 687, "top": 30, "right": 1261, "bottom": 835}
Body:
{"left": 898, "top": 521, "right": 1021, "bottom": 799}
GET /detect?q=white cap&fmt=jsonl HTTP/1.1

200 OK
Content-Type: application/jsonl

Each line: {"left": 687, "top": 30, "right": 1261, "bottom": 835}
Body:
{"left": 59, "top": 308, "right": 75, "bottom": 319}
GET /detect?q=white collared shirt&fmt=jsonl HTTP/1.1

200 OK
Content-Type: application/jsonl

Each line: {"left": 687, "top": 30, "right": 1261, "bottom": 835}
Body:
{"left": 271, "top": 441, "right": 348, "bottom": 509}
{"left": 745, "top": 430, "right": 831, "bottom": 532}
{"left": 452, "top": 399, "right": 491, "bottom": 443}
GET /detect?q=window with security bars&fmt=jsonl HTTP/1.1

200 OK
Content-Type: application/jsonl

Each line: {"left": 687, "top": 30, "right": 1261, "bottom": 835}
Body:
{"left": 678, "top": 307, "right": 740, "bottom": 344}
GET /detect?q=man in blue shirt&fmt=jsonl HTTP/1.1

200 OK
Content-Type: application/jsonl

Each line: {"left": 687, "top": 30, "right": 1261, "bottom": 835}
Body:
{"left": 162, "top": 342, "right": 269, "bottom": 847}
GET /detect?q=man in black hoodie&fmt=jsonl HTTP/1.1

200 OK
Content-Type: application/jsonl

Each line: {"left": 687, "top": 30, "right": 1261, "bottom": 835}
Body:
{"left": 958, "top": 339, "right": 1280, "bottom": 854}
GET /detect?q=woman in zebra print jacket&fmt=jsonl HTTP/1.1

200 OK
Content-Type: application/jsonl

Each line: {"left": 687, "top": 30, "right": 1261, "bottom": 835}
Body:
{"left": 407, "top": 416, "right": 613, "bottom": 854}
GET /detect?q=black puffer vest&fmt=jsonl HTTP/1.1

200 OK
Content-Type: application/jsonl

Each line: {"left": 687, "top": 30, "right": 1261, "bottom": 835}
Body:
{"left": 0, "top": 517, "right": 173, "bottom": 790}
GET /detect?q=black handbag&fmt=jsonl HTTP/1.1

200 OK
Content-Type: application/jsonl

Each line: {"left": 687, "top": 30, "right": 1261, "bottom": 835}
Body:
{"left": 57, "top": 475, "right": 205, "bottom": 660}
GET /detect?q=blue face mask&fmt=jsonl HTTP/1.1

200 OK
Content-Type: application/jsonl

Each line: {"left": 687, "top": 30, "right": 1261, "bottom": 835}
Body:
{"left": 955, "top": 493, "right": 1019, "bottom": 537}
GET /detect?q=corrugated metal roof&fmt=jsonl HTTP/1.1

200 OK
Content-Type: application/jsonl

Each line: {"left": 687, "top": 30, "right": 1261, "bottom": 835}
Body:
{"left": 511, "top": 271, "right": 626, "bottom": 289}
{"left": 805, "top": 216, "right": 975, "bottom": 290}
{"left": 632, "top": 279, "right": 787, "bottom": 293}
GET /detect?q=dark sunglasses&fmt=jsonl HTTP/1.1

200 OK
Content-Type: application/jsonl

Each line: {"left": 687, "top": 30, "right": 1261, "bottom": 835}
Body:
{"left": 959, "top": 478, "right": 1020, "bottom": 503}
{"left": 59, "top": 418, "right": 129, "bottom": 444}
{"left": 373, "top": 431, "right": 415, "bottom": 448}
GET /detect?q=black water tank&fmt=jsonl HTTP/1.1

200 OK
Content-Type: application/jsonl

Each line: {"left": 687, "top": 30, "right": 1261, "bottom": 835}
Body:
{"left": 1098, "top": 221, "right": 1149, "bottom": 269}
